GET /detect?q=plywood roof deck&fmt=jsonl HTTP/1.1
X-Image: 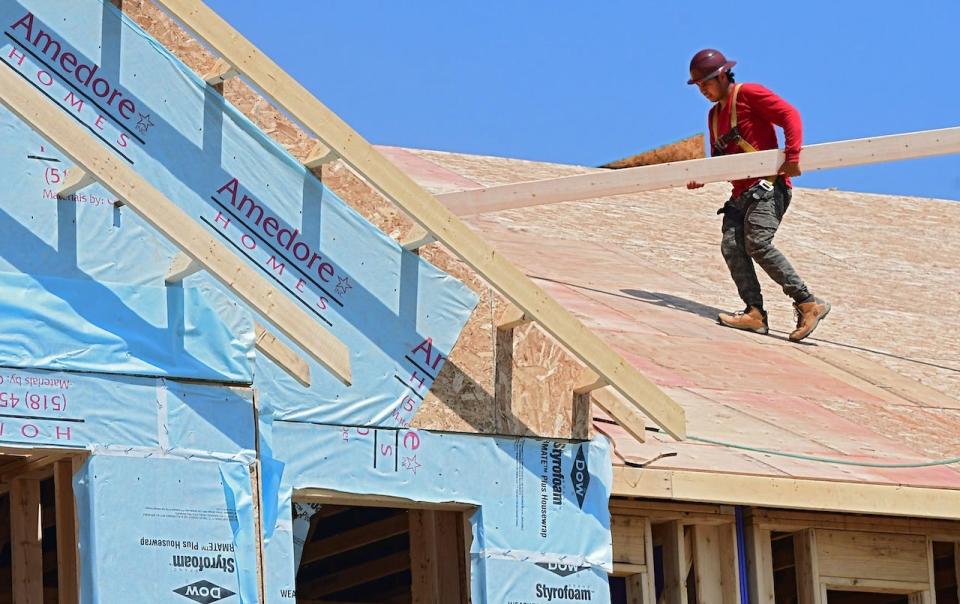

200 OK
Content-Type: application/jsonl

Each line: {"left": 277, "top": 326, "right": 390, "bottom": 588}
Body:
{"left": 382, "top": 145, "right": 960, "bottom": 491}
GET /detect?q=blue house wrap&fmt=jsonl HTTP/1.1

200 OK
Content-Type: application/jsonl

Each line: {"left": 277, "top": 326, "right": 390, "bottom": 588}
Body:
{"left": 0, "top": 1, "right": 613, "bottom": 602}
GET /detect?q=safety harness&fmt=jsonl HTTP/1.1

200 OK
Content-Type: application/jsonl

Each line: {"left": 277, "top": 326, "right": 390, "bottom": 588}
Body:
{"left": 711, "top": 83, "right": 777, "bottom": 186}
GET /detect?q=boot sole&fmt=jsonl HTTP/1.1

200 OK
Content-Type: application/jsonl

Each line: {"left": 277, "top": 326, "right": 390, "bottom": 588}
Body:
{"left": 789, "top": 302, "right": 831, "bottom": 342}
{"left": 717, "top": 319, "right": 769, "bottom": 335}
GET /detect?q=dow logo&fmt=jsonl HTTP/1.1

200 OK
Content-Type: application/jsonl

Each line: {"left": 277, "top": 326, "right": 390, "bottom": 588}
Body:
{"left": 570, "top": 446, "right": 590, "bottom": 508}
{"left": 173, "top": 580, "right": 236, "bottom": 604}
{"left": 536, "top": 561, "right": 589, "bottom": 577}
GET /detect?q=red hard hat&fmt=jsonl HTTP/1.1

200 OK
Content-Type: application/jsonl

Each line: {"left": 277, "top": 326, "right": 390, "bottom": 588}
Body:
{"left": 687, "top": 49, "right": 736, "bottom": 85}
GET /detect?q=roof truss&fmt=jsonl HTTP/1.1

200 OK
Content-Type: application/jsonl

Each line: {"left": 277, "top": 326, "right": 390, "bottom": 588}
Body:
{"left": 152, "top": 0, "right": 686, "bottom": 439}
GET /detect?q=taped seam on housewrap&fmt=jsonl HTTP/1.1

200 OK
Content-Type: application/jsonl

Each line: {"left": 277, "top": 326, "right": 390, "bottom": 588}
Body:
{"left": 156, "top": 377, "right": 170, "bottom": 450}
{"left": 88, "top": 444, "right": 255, "bottom": 465}
{"left": 476, "top": 548, "right": 608, "bottom": 570}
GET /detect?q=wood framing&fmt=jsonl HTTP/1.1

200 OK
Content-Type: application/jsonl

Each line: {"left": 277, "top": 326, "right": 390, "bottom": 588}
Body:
{"left": 408, "top": 509, "right": 468, "bottom": 603}
{"left": 57, "top": 168, "right": 95, "bottom": 199}
{"left": 432, "top": 126, "right": 960, "bottom": 215}
{"left": 254, "top": 323, "right": 311, "bottom": 387}
{"left": 54, "top": 460, "right": 79, "bottom": 604}
{"left": 151, "top": 0, "right": 687, "bottom": 439}
{"left": 164, "top": 251, "right": 202, "bottom": 284}
{"left": 0, "top": 65, "right": 352, "bottom": 385}
{"left": 613, "top": 467, "right": 960, "bottom": 520}
{"left": 10, "top": 478, "right": 43, "bottom": 604}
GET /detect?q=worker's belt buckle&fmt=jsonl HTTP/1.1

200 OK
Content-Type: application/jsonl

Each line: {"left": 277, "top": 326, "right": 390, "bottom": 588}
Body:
{"left": 757, "top": 179, "right": 774, "bottom": 192}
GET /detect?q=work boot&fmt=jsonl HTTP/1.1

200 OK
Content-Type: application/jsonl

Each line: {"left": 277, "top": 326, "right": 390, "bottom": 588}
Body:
{"left": 717, "top": 306, "right": 768, "bottom": 334}
{"left": 789, "top": 297, "right": 831, "bottom": 342}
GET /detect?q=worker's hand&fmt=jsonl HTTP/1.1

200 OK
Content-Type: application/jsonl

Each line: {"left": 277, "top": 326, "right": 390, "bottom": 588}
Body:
{"left": 778, "top": 160, "right": 802, "bottom": 177}
{"left": 686, "top": 180, "right": 704, "bottom": 190}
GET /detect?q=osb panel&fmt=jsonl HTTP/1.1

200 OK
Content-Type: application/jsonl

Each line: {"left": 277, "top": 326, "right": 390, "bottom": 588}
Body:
{"left": 602, "top": 133, "right": 706, "bottom": 169}
{"left": 500, "top": 317, "right": 586, "bottom": 438}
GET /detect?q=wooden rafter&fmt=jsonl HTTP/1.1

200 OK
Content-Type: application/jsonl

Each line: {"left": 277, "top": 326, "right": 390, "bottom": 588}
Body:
{"left": 300, "top": 511, "right": 407, "bottom": 565}
{"left": 431, "top": 127, "right": 960, "bottom": 216}
{"left": 0, "top": 65, "right": 351, "bottom": 385}
{"left": 152, "top": 0, "right": 686, "bottom": 438}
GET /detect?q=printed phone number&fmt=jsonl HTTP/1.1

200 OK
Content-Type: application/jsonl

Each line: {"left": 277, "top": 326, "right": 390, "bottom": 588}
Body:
{"left": 0, "top": 391, "right": 67, "bottom": 412}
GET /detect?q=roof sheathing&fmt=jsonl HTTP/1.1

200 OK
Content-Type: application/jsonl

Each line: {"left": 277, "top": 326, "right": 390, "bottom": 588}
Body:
{"left": 392, "top": 146, "right": 960, "bottom": 494}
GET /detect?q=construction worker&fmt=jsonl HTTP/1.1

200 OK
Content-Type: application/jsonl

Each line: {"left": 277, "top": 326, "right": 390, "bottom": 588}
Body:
{"left": 686, "top": 49, "right": 830, "bottom": 342}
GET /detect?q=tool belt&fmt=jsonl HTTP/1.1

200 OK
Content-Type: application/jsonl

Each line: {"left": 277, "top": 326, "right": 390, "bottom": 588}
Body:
{"left": 717, "top": 178, "right": 777, "bottom": 219}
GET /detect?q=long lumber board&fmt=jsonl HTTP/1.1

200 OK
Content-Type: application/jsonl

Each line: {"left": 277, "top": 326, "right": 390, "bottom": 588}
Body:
{"left": 153, "top": 0, "right": 686, "bottom": 439}
{"left": 435, "top": 127, "right": 960, "bottom": 215}
{"left": 0, "top": 64, "right": 352, "bottom": 385}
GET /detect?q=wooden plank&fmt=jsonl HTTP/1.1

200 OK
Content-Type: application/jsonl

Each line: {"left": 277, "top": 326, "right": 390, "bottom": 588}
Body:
{"left": 612, "top": 514, "right": 648, "bottom": 565}
{"left": 308, "top": 550, "right": 410, "bottom": 597}
{"left": 625, "top": 572, "right": 655, "bottom": 604}
{"left": 653, "top": 521, "right": 688, "bottom": 604}
{"left": 303, "top": 141, "right": 339, "bottom": 170}
{"left": 717, "top": 523, "right": 740, "bottom": 604}
{"left": 254, "top": 323, "right": 311, "bottom": 387}
{"left": 0, "top": 65, "right": 352, "bottom": 385}
{"left": 815, "top": 529, "right": 929, "bottom": 584}
{"left": 54, "top": 460, "right": 78, "bottom": 604}
{"left": 612, "top": 467, "right": 960, "bottom": 520}
{"left": 294, "top": 488, "right": 473, "bottom": 511}
{"left": 301, "top": 512, "right": 407, "bottom": 566}
{"left": 822, "top": 576, "right": 929, "bottom": 594}
{"left": 495, "top": 304, "right": 528, "bottom": 331}
{"left": 744, "top": 524, "right": 775, "bottom": 604}
{"left": 794, "top": 529, "right": 821, "bottom": 604}
{"left": 401, "top": 225, "right": 434, "bottom": 251}
{"left": 692, "top": 525, "right": 724, "bottom": 604}
{"left": 57, "top": 168, "right": 95, "bottom": 198}
{"left": 152, "top": 0, "right": 687, "bottom": 440}
{"left": 573, "top": 367, "right": 606, "bottom": 394}
{"left": 592, "top": 387, "right": 646, "bottom": 443}
{"left": 0, "top": 453, "right": 70, "bottom": 483}
{"left": 432, "top": 127, "right": 960, "bottom": 215}
{"left": 955, "top": 543, "right": 960, "bottom": 604}
{"left": 10, "top": 478, "right": 43, "bottom": 604}
{"left": 751, "top": 508, "right": 960, "bottom": 538}
{"left": 164, "top": 251, "right": 202, "bottom": 284}
{"left": 201, "top": 57, "right": 236, "bottom": 86}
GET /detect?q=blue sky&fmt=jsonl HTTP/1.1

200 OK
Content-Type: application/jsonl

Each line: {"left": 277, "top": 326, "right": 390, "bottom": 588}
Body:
{"left": 206, "top": 1, "right": 960, "bottom": 201}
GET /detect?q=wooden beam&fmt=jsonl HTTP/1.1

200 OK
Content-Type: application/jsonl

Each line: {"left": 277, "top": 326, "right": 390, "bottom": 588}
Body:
{"left": 692, "top": 524, "right": 724, "bottom": 604}
{"left": 409, "top": 510, "right": 464, "bottom": 603}
{"left": 0, "top": 65, "right": 351, "bottom": 385}
{"left": 164, "top": 251, "right": 202, "bottom": 284}
{"left": 301, "top": 512, "right": 407, "bottom": 566}
{"left": 307, "top": 550, "right": 410, "bottom": 598}
{"left": 793, "top": 529, "right": 821, "bottom": 604}
{"left": 151, "top": 0, "right": 686, "bottom": 439}
{"left": 10, "top": 478, "right": 43, "bottom": 604}
{"left": 54, "top": 460, "right": 79, "bottom": 604}
{"left": 745, "top": 524, "right": 775, "bottom": 604}
{"left": 303, "top": 142, "right": 339, "bottom": 170}
{"left": 293, "top": 488, "right": 473, "bottom": 512}
{"left": 0, "top": 452, "right": 69, "bottom": 483}
{"left": 592, "top": 387, "right": 645, "bottom": 443}
{"left": 201, "top": 57, "right": 236, "bottom": 86}
{"left": 401, "top": 224, "right": 434, "bottom": 251}
{"left": 495, "top": 304, "right": 529, "bottom": 331}
{"left": 613, "top": 467, "right": 960, "bottom": 520}
{"left": 654, "top": 521, "right": 688, "bottom": 604}
{"left": 432, "top": 127, "right": 960, "bottom": 215}
{"left": 57, "top": 168, "right": 95, "bottom": 198}
{"left": 573, "top": 367, "right": 606, "bottom": 394}
{"left": 255, "top": 323, "right": 311, "bottom": 387}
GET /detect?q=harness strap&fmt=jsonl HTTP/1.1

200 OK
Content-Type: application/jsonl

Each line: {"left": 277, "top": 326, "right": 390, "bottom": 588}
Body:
{"left": 712, "top": 83, "right": 776, "bottom": 183}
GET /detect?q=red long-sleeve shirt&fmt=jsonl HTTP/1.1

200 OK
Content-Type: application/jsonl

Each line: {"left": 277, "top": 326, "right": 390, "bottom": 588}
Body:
{"left": 708, "top": 83, "right": 802, "bottom": 198}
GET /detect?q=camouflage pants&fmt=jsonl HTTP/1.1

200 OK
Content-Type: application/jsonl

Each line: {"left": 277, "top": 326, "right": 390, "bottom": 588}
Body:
{"left": 720, "top": 178, "right": 811, "bottom": 308}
